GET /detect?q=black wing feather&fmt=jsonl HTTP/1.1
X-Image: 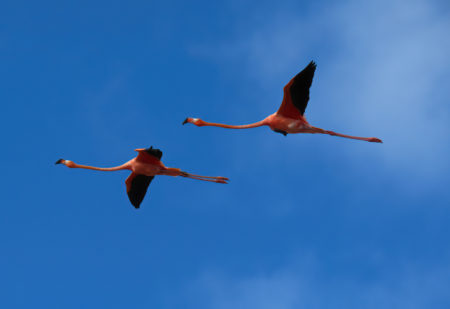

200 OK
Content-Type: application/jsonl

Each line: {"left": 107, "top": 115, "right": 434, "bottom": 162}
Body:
{"left": 144, "top": 146, "right": 162, "bottom": 159}
{"left": 127, "top": 175, "right": 154, "bottom": 209}
{"left": 289, "top": 61, "right": 317, "bottom": 115}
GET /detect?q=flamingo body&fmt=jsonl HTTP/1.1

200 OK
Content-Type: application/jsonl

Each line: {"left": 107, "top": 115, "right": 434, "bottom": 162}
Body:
{"left": 183, "top": 61, "right": 382, "bottom": 143}
{"left": 265, "top": 113, "right": 310, "bottom": 135}
{"left": 56, "top": 146, "right": 228, "bottom": 209}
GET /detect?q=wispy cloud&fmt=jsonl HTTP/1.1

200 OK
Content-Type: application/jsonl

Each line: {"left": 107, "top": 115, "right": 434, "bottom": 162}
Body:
{"left": 329, "top": 0, "right": 450, "bottom": 178}
{"left": 186, "top": 254, "right": 450, "bottom": 309}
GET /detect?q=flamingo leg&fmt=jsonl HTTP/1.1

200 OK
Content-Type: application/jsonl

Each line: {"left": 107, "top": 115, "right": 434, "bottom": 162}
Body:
{"left": 182, "top": 173, "right": 229, "bottom": 181}
{"left": 161, "top": 168, "right": 228, "bottom": 183}
{"left": 310, "top": 126, "right": 382, "bottom": 143}
{"left": 181, "top": 172, "right": 228, "bottom": 184}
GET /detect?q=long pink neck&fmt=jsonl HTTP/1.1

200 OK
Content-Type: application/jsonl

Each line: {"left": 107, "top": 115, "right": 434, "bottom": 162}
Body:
{"left": 71, "top": 163, "right": 130, "bottom": 172}
{"left": 202, "top": 119, "right": 267, "bottom": 129}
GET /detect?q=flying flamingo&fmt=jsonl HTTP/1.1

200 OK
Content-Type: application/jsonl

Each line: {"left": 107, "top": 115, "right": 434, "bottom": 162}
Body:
{"left": 55, "top": 146, "right": 228, "bottom": 209}
{"left": 183, "top": 61, "right": 382, "bottom": 143}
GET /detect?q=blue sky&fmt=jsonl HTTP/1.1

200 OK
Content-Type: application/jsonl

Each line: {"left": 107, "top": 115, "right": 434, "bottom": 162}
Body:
{"left": 1, "top": 0, "right": 450, "bottom": 308}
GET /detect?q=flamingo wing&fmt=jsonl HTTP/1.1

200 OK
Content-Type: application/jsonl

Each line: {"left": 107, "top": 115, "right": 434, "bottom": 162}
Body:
{"left": 144, "top": 146, "right": 162, "bottom": 159}
{"left": 126, "top": 173, "right": 155, "bottom": 209}
{"left": 136, "top": 146, "right": 163, "bottom": 164}
{"left": 277, "top": 61, "right": 317, "bottom": 118}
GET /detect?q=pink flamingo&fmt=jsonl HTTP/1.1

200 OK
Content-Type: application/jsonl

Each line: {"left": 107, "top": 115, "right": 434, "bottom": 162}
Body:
{"left": 55, "top": 146, "right": 228, "bottom": 208}
{"left": 183, "top": 61, "right": 382, "bottom": 143}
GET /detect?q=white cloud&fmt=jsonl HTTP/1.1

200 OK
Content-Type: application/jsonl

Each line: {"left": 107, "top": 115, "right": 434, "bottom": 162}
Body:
{"left": 329, "top": 0, "right": 450, "bottom": 178}
{"left": 186, "top": 256, "right": 450, "bottom": 309}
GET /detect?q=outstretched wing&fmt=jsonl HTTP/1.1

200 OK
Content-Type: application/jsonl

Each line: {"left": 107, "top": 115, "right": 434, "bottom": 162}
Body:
{"left": 277, "top": 61, "right": 317, "bottom": 118}
{"left": 126, "top": 173, "right": 155, "bottom": 209}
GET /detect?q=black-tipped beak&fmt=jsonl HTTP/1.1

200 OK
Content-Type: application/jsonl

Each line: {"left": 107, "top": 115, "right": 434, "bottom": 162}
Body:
{"left": 182, "top": 118, "right": 189, "bottom": 125}
{"left": 55, "top": 159, "right": 64, "bottom": 165}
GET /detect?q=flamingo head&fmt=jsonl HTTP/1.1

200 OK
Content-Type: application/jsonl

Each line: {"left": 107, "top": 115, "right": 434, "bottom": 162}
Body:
{"left": 55, "top": 159, "right": 75, "bottom": 167}
{"left": 182, "top": 117, "right": 204, "bottom": 126}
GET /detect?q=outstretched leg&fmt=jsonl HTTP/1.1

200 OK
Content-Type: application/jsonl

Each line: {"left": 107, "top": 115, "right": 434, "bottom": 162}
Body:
{"left": 162, "top": 168, "right": 228, "bottom": 183}
{"left": 181, "top": 172, "right": 229, "bottom": 184}
{"left": 310, "top": 126, "right": 382, "bottom": 143}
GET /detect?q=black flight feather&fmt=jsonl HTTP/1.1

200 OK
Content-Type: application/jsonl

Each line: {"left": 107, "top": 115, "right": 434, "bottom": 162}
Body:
{"left": 127, "top": 175, "right": 155, "bottom": 209}
{"left": 289, "top": 61, "right": 317, "bottom": 115}
{"left": 144, "top": 146, "right": 163, "bottom": 160}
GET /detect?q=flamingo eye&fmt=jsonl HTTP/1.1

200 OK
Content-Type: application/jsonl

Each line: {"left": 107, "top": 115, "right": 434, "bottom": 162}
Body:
{"left": 192, "top": 118, "right": 199, "bottom": 123}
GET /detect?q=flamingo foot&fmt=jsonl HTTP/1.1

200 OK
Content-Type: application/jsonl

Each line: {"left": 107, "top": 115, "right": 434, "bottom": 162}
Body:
{"left": 369, "top": 137, "right": 383, "bottom": 143}
{"left": 215, "top": 179, "right": 228, "bottom": 184}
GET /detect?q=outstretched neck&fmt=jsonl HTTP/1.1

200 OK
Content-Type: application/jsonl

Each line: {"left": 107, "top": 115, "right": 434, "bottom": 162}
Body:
{"left": 61, "top": 160, "right": 131, "bottom": 172}
{"left": 75, "top": 164, "right": 129, "bottom": 171}
{"left": 192, "top": 118, "right": 267, "bottom": 129}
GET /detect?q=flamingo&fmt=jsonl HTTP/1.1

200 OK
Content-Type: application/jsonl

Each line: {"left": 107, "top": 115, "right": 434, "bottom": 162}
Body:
{"left": 183, "top": 61, "right": 382, "bottom": 143}
{"left": 55, "top": 146, "right": 228, "bottom": 209}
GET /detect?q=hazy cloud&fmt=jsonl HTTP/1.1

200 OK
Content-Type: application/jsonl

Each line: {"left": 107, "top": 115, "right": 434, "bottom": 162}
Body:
{"left": 187, "top": 255, "right": 450, "bottom": 309}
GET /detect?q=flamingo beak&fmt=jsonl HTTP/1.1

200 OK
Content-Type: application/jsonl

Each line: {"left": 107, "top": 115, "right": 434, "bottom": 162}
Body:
{"left": 182, "top": 118, "right": 189, "bottom": 125}
{"left": 55, "top": 159, "right": 64, "bottom": 165}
